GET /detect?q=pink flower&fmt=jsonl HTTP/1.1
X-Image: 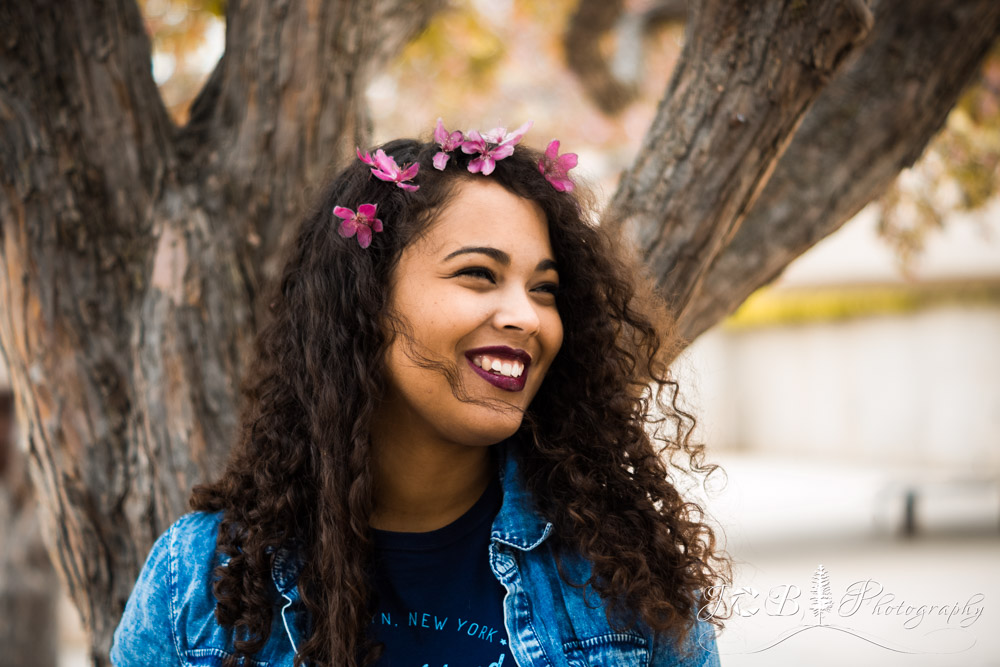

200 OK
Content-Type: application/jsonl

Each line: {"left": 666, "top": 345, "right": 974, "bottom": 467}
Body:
{"left": 356, "top": 148, "right": 420, "bottom": 191}
{"left": 538, "top": 140, "right": 578, "bottom": 192}
{"left": 460, "top": 120, "right": 533, "bottom": 175}
{"left": 334, "top": 203, "right": 383, "bottom": 248}
{"left": 433, "top": 118, "right": 464, "bottom": 170}
{"left": 481, "top": 121, "right": 533, "bottom": 146}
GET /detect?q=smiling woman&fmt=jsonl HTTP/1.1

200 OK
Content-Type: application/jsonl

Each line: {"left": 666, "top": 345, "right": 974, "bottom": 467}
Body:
{"left": 110, "top": 122, "right": 730, "bottom": 667}
{"left": 377, "top": 181, "right": 563, "bottom": 451}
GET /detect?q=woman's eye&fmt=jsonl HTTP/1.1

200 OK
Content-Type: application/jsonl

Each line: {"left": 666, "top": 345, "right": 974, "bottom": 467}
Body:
{"left": 455, "top": 267, "right": 496, "bottom": 282}
{"left": 534, "top": 282, "right": 560, "bottom": 296}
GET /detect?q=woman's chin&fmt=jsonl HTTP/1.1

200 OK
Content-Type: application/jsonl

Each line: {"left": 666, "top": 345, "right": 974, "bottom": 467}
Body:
{"left": 449, "top": 412, "right": 524, "bottom": 448}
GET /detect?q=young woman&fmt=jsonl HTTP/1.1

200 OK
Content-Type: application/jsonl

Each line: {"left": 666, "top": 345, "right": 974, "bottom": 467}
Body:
{"left": 111, "top": 121, "right": 730, "bottom": 667}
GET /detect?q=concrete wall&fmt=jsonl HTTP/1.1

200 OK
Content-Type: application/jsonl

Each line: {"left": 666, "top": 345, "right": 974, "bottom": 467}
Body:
{"left": 679, "top": 304, "right": 1000, "bottom": 469}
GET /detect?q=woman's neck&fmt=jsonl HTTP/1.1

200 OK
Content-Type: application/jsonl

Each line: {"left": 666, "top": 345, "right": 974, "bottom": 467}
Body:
{"left": 368, "top": 434, "right": 497, "bottom": 533}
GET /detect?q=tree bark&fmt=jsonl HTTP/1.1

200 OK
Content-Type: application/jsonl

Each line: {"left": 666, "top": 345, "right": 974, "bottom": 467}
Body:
{"left": 678, "top": 0, "right": 1000, "bottom": 341}
{"left": 605, "top": 0, "right": 874, "bottom": 337}
{"left": 0, "top": 0, "right": 442, "bottom": 662}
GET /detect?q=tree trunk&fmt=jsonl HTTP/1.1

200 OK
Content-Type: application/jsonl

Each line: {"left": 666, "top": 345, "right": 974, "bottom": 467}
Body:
{"left": 679, "top": 0, "right": 1000, "bottom": 341}
{"left": 607, "top": 0, "right": 1000, "bottom": 343}
{"left": 0, "top": 1, "right": 442, "bottom": 663}
{"left": 606, "top": 0, "right": 874, "bottom": 336}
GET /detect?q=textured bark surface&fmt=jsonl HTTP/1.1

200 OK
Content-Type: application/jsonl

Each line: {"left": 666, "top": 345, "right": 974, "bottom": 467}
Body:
{"left": 606, "top": 0, "right": 874, "bottom": 332}
{"left": 679, "top": 0, "right": 1000, "bottom": 341}
{"left": 0, "top": 0, "right": 442, "bottom": 662}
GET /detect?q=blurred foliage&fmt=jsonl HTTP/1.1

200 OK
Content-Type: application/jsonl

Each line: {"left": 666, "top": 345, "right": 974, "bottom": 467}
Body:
{"left": 139, "top": 0, "right": 1000, "bottom": 272}
{"left": 373, "top": 0, "right": 586, "bottom": 141}
{"left": 371, "top": 0, "right": 683, "bottom": 191}
{"left": 398, "top": 5, "right": 509, "bottom": 91}
{"left": 877, "top": 42, "right": 1000, "bottom": 277}
{"left": 135, "top": 0, "right": 682, "bottom": 189}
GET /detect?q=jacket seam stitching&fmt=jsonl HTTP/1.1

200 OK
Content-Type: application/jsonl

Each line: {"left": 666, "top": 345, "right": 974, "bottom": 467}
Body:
{"left": 185, "top": 647, "right": 270, "bottom": 667}
{"left": 508, "top": 570, "right": 556, "bottom": 667}
{"left": 562, "top": 631, "right": 648, "bottom": 650}
{"left": 167, "top": 519, "right": 186, "bottom": 667}
{"left": 491, "top": 522, "right": 553, "bottom": 551}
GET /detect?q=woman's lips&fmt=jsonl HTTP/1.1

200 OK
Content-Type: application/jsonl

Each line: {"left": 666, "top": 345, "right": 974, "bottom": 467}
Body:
{"left": 467, "top": 358, "right": 527, "bottom": 392}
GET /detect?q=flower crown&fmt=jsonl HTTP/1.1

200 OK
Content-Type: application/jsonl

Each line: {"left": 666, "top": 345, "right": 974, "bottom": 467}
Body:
{"left": 335, "top": 119, "right": 578, "bottom": 247}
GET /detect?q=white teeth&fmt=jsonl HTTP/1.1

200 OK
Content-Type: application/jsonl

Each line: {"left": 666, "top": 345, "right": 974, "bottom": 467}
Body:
{"left": 472, "top": 355, "right": 526, "bottom": 379}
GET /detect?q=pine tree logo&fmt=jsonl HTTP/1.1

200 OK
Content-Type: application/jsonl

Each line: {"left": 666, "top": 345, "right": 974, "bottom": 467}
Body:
{"left": 810, "top": 564, "right": 834, "bottom": 625}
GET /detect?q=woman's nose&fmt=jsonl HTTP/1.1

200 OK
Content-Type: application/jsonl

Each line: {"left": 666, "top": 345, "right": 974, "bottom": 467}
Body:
{"left": 493, "top": 286, "right": 541, "bottom": 335}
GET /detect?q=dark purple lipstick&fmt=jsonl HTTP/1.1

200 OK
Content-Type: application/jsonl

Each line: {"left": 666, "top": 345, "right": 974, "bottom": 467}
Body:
{"left": 465, "top": 346, "right": 532, "bottom": 392}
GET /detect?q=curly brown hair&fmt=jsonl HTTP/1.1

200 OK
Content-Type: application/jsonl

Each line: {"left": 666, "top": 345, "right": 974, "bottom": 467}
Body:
{"left": 190, "top": 136, "right": 731, "bottom": 666}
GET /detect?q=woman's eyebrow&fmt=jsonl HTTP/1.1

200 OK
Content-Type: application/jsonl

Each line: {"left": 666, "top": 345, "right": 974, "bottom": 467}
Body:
{"left": 443, "top": 246, "right": 559, "bottom": 273}
{"left": 536, "top": 258, "right": 559, "bottom": 273}
{"left": 443, "top": 246, "right": 510, "bottom": 265}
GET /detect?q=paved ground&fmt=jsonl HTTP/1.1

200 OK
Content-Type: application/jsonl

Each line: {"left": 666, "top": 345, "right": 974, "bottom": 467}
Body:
{"left": 714, "top": 534, "right": 1000, "bottom": 667}
{"left": 701, "top": 454, "right": 1000, "bottom": 667}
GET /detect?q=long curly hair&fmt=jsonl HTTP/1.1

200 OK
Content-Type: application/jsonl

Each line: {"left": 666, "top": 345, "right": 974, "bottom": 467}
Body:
{"left": 191, "top": 136, "right": 731, "bottom": 666}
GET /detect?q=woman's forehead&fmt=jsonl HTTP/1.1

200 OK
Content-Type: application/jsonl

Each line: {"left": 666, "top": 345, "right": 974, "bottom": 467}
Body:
{"left": 411, "top": 180, "right": 553, "bottom": 259}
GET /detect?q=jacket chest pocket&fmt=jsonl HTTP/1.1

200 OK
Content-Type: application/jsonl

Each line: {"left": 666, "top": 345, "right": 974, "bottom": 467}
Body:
{"left": 562, "top": 633, "right": 649, "bottom": 667}
{"left": 185, "top": 647, "right": 273, "bottom": 667}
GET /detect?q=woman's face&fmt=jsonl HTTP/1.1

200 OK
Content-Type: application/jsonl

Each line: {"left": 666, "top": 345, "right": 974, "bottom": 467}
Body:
{"left": 379, "top": 179, "right": 564, "bottom": 448}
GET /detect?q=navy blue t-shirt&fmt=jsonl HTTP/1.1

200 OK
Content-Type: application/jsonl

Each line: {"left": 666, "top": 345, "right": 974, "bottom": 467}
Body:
{"left": 369, "top": 472, "right": 515, "bottom": 667}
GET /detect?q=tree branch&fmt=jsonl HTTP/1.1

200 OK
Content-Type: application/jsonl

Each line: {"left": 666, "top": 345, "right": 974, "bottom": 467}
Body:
{"left": 564, "top": 0, "right": 637, "bottom": 115}
{"left": 607, "top": 0, "right": 873, "bottom": 331}
{"left": 180, "top": 0, "right": 445, "bottom": 281}
{"left": 679, "top": 0, "right": 1000, "bottom": 342}
{"left": 564, "top": 0, "right": 689, "bottom": 116}
{"left": 642, "top": 0, "right": 687, "bottom": 26}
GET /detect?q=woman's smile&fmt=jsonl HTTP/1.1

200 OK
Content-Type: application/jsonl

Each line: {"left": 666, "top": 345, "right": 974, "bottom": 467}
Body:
{"left": 465, "top": 345, "right": 532, "bottom": 391}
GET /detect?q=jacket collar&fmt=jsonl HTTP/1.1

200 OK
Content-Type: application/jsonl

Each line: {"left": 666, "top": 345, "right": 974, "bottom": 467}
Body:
{"left": 491, "top": 435, "right": 554, "bottom": 551}
{"left": 270, "top": 435, "right": 553, "bottom": 598}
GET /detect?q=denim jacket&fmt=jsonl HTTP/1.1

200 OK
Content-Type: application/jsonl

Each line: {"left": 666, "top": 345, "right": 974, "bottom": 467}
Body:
{"left": 111, "top": 441, "right": 721, "bottom": 666}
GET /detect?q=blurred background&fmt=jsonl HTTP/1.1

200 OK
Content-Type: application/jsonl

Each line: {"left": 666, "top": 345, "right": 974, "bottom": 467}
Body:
{"left": 1, "top": 0, "right": 998, "bottom": 665}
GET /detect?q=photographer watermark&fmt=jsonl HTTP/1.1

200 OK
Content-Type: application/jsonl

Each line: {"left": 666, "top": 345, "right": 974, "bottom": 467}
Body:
{"left": 699, "top": 565, "right": 983, "bottom": 655}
